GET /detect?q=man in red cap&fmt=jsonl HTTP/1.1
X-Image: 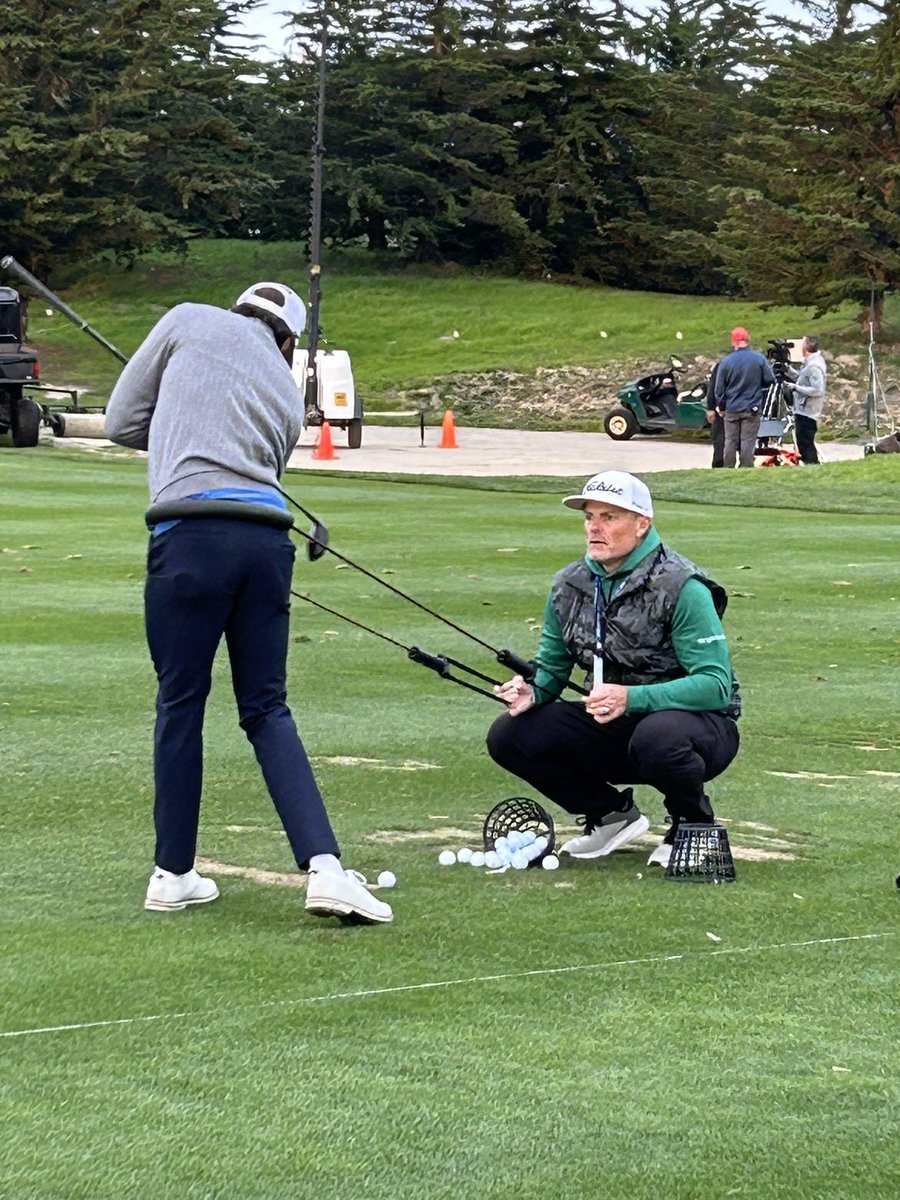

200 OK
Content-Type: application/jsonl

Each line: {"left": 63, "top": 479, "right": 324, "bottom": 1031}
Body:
{"left": 713, "top": 327, "right": 776, "bottom": 467}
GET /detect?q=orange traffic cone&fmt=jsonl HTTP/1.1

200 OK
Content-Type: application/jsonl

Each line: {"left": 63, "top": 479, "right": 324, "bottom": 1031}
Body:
{"left": 312, "top": 421, "right": 338, "bottom": 461}
{"left": 438, "top": 409, "right": 458, "bottom": 449}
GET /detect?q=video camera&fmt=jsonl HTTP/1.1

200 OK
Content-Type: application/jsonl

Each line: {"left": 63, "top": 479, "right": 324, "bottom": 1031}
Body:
{"left": 767, "top": 338, "right": 791, "bottom": 377}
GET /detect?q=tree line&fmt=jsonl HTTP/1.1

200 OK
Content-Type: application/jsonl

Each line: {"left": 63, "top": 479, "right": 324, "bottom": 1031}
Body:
{"left": 1, "top": 1, "right": 897, "bottom": 323}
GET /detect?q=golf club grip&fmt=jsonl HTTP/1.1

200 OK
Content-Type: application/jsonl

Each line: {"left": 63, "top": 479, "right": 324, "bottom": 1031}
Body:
{"left": 408, "top": 647, "right": 451, "bottom": 677}
{"left": 496, "top": 649, "right": 535, "bottom": 681}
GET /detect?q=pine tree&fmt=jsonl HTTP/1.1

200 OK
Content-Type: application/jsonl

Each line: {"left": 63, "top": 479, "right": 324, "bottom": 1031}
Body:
{"left": 0, "top": 1, "right": 268, "bottom": 276}
{"left": 711, "top": 2, "right": 900, "bottom": 325}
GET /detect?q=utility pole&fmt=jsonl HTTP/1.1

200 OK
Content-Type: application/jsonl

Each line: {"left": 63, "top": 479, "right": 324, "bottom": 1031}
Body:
{"left": 304, "top": 7, "right": 328, "bottom": 425}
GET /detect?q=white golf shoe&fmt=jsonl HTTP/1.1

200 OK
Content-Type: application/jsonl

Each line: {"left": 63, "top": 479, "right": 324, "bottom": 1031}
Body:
{"left": 305, "top": 868, "right": 393, "bottom": 925}
{"left": 561, "top": 805, "right": 650, "bottom": 859}
{"left": 647, "top": 842, "right": 673, "bottom": 868}
{"left": 145, "top": 866, "right": 219, "bottom": 912}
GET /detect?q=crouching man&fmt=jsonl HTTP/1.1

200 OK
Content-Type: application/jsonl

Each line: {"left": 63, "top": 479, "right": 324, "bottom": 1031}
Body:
{"left": 487, "top": 470, "right": 740, "bottom": 868}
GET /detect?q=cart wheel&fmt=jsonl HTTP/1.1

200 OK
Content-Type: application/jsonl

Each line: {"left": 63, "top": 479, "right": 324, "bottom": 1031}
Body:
{"left": 11, "top": 396, "right": 42, "bottom": 447}
{"left": 347, "top": 417, "right": 363, "bottom": 449}
{"left": 604, "top": 406, "right": 639, "bottom": 441}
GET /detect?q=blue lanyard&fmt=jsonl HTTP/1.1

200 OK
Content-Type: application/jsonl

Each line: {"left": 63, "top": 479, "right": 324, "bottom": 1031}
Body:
{"left": 593, "top": 574, "right": 607, "bottom": 661}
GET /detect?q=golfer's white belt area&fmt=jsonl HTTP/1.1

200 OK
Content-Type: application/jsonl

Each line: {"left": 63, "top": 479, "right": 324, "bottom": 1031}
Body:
{"left": 2, "top": 932, "right": 890, "bottom": 1041}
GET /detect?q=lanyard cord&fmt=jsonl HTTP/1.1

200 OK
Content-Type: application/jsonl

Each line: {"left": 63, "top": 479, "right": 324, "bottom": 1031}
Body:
{"left": 592, "top": 574, "right": 606, "bottom": 688}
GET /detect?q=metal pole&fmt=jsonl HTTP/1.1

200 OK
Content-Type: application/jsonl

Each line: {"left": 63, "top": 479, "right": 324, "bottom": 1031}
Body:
{"left": 304, "top": 11, "right": 328, "bottom": 423}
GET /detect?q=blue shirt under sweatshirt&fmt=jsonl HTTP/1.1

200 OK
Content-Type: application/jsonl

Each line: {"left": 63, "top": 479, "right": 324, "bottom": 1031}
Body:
{"left": 151, "top": 487, "right": 288, "bottom": 536}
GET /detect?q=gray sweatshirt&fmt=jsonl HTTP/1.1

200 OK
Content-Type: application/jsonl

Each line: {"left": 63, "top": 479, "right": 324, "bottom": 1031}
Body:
{"left": 789, "top": 350, "right": 827, "bottom": 422}
{"left": 105, "top": 303, "right": 303, "bottom": 501}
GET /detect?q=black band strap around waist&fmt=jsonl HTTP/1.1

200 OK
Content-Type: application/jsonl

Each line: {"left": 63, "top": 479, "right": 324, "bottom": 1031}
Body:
{"left": 144, "top": 499, "right": 295, "bottom": 531}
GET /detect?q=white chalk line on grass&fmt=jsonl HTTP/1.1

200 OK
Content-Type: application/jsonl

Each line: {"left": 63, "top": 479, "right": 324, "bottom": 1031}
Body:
{"left": 1, "top": 932, "right": 891, "bottom": 1041}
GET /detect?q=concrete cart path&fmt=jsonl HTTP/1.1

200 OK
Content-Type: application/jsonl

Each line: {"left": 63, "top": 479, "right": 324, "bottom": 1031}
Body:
{"left": 46, "top": 422, "right": 865, "bottom": 477}
{"left": 288, "top": 423, "right": 865, "bottom": 477}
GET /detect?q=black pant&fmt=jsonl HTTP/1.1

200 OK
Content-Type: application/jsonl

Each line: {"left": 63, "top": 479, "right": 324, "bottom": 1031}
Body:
{"left": 145, "top": 518, "right": 339, "bottom": 874}
{"left": 710, "top": 412, "right": 725, "bottom": 468}
{"left": 794, "top": 413, "right": 819, "bottom": 464}
{"left": 487, "top": 701, "right": 739, "bottom": 827}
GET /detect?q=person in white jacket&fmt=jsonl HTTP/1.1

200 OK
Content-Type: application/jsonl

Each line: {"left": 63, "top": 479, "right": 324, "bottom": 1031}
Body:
{"left": 786, "top": 336, "right": 827, "bottom": 464}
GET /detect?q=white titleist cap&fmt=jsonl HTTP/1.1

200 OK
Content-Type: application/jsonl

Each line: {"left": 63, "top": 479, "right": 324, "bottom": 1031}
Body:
{"left": 562, "top": 470, "right": 653, "bottom": 518}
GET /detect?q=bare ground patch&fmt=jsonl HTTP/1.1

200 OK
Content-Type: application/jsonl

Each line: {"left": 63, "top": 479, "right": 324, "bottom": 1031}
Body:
{"left": 312, "top": 756, "right": 442, "bottom": 771}
{"left": 196, "top": 857, "right": 307, "bottom": 888}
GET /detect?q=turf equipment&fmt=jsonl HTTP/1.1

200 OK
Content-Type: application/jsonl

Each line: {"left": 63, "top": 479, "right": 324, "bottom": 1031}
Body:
{"left": 483, "top": 797, "right": 555, "bottom": 868}
{"left": 664, "top": 823, "right": 736, "bottom": 883}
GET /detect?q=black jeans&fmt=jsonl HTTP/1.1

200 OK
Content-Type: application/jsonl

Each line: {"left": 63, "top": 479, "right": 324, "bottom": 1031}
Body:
{"left": 710, "top": 412, "right": 725, "bottom": 468}
{"left": 145, "top": 518, "right": 339, "bottom": 874}
{"left": 794, "top": 413, "right": 819, "bottom": 464}
{"left": 487, "top": 701, "right": 740, "bottom": 827}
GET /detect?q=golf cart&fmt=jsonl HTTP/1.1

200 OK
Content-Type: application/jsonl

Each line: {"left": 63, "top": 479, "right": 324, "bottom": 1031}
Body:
{"left": 0, "top": 286, "right": 42, "bottom": 446}
{"left": 604, "top": 354, "right": 708, "bottom": 441}
{"left": 0, "top": 275, "right": 110, "bottom": 447}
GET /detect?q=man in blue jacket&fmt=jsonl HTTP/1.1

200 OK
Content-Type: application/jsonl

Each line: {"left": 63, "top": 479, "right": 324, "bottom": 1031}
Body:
{"left": 714, "top": 327, "right": 776, "bottom": 467}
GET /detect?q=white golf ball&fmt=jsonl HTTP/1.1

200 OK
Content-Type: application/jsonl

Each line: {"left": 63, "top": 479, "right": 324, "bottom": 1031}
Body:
{"left": 438, "top": 849, "right": 457, "bottom": 866}
{"left": 484, "top": 850, "right": 501, "bottom": 868}
{"left": 470, "top": 851, "right": 486, "bottom": 867}
{"left": 511, "top": 850, "right": 528, "bottom": 870}
{"left": 495, "top": 836, "right": 509, "bottom": 853}
{"left": 377, "top": 870, "right": 396, "bottom": 888}
{"left": 457, "top": 847, "right": 473, "bottom": 863}
{"left": 542, "top": 854, "right": 560, "bottom": 871}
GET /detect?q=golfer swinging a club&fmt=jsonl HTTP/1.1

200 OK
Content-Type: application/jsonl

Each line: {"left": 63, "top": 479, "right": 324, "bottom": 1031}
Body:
{"left": 106, "top": 282, "right": 391, "bottom": 923}
{"left": 487, "top": 470, "right": 740, "bottom": 867}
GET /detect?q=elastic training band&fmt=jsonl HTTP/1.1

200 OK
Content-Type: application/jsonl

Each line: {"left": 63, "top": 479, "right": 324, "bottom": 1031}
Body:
{"left": 144, "top": 499, "right": 295, "bottom": 531}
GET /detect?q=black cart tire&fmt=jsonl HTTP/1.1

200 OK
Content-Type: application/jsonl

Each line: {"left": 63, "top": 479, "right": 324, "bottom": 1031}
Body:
{"left": 11, "top": 396, "right": 42, "bottom": 447}
{"left": 604, "top": 406, "right": 639, "bottom": 441}
{"left": 347, "top": 417, "right": 363, "bottom": 449}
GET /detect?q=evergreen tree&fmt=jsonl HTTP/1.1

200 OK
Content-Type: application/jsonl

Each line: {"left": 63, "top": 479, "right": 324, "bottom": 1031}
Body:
{"left": 711, "top": 2, "right": 900, "bottom": 325}
{"left": 0, "top": 0, "right": 268, "bottom": 276}
{"left": 603, "top": 1, "right": 775, "bottom": 292}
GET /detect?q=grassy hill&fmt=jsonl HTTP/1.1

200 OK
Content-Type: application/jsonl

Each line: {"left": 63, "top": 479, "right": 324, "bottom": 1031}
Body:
{"left": 17, "top": 239, "right": 890, "bottom": 416}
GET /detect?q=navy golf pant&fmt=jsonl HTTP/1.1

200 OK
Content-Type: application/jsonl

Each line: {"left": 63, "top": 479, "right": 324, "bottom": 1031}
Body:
{"left": 145, "top": 518, "right": 339, "bottom": 874}
{"left": 487, "top": 700, "right": 739, "bottom": 826}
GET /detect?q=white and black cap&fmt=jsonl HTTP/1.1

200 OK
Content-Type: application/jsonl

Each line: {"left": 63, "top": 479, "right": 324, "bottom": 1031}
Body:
{"left": 234, "top": 281, "right": 307, "bottom": 336}
{"left": 562, "top": 470, "right": 653, "bottom": 518}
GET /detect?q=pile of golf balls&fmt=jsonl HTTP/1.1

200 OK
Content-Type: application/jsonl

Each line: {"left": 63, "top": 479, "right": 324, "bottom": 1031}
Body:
{"left": 437, "top": 829, "right": 559, "bottom": 871}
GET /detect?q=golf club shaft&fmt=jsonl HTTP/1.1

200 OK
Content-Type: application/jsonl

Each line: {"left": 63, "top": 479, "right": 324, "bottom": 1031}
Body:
{"left": 278, "top": 484, "right": 586, "bottom": 698}
{"left": 1, "top": 256, "right": 129, "bottom": 364}
{"left": 295, "top": 591, "right": 504, "bottom": 703}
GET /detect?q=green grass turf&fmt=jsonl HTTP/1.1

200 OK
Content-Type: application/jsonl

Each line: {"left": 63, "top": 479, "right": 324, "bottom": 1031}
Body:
{"left": 24, "top": 239, "right": 867, "bottom": 405}
{"left": 1, "top": 449, "right": 898, "bottom": 1200}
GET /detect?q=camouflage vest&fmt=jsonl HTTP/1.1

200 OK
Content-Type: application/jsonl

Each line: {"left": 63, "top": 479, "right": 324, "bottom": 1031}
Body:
{"left": 550, "top": 544, "right": 741, "bottom": 718}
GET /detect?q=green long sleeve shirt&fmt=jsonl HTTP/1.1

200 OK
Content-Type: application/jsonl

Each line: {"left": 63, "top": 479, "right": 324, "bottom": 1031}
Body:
{"left": 532, "top": 528, "right": 734, "bottom": 713}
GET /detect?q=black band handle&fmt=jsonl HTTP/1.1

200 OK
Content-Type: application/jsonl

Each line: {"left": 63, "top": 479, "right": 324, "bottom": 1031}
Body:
{"left": 145, "top": 499, "right": 295, "bottom": 531}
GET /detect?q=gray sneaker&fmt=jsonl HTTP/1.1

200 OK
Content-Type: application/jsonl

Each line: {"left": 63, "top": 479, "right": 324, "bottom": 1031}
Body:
{"left": 561, "top": 805, "right": 650, "bottom": 859}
